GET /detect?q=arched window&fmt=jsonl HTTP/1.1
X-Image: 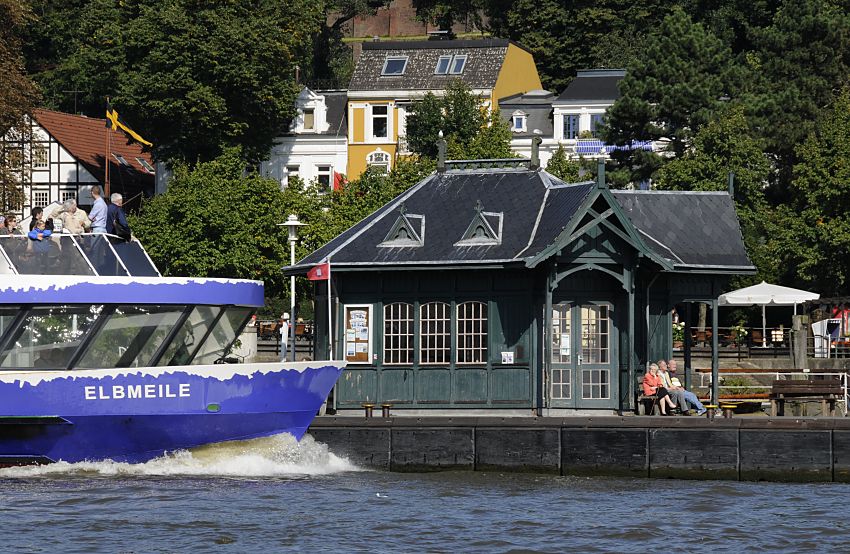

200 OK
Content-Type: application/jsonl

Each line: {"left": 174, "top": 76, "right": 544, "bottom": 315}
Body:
{"left": 383, "top": 302, "right": 413, "bottom": 365}
{"left": 456, "top": 301, "right": 488, "bottom": 364}
{"left": 419, "top": 302, "right": 450, "bottom": 364}
{"left": 367, "top": 149, "right": 391, "bottom": 173}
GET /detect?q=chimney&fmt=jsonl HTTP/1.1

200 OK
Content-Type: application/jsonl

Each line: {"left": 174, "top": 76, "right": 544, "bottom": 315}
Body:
{"left": 530, "top": 135, "right": 542, "bottom": 169}
{"left": 727, "top": 171, "right": 735, "bottom": 199}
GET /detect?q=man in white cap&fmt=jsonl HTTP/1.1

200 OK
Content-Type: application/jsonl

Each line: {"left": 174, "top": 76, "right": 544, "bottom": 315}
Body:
{"left": 279, "top": 313, "right": 290, "bottom": 362}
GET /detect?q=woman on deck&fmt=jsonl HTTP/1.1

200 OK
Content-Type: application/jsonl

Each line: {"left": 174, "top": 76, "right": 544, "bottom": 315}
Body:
{"left": 643, "top": 363, "right": 677, "bottom": 415}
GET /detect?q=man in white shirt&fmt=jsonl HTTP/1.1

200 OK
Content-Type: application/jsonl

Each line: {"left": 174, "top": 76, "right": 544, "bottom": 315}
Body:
{"left": 89, "top": 185, "right": 107, "bottom": 233}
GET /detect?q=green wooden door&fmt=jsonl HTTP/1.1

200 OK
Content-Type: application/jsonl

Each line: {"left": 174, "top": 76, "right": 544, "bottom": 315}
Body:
{"left": 550, "top": 302, "right": 616, "bottom": 409}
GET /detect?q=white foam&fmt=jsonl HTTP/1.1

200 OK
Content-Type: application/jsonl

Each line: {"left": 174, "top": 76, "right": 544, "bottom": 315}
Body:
{"left": 0, "top": 433, "right": 360, "bottom": 478}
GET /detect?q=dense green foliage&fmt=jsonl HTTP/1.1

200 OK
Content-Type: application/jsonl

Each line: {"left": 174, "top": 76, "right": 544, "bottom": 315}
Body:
{"left": 405, "top": 80, "right": 512, "bottom": 160}
{"left": 545, "top": 145, "right": 580, "bottom": 183}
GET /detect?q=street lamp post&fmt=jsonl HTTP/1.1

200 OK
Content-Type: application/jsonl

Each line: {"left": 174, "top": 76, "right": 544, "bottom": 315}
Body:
{"left": 279, "top": 214, "right": 306, "bottom": 362}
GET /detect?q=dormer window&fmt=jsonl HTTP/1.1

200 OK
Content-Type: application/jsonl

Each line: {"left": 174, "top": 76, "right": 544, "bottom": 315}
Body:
{"left": 435, "top": 54, "right": 467, "bottom": 75}
{"left": 455, "top": 201, "right": 503, "bottom": 246}
{"left": 379, "top": 204, "right": 424, "bottom": 248}
{"left": 511, "top": 111, "right": 527, "bottom": 133}
{"left": 382, "top": 56, "right": 408, "bottom": 76}
{"left": 303, "top": 108, "right": 315, "bottom": 131}
{"left": 449, "top": 55, "right": 467, "bottom": 74}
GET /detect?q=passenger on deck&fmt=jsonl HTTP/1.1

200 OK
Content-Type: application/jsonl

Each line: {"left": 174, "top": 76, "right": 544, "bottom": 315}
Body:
{"left": 58, "top": 198, "right": 91, "bottom": 234}
{"left": 668, "top": 359, "right": 707, "bottom": 416}
{"left": 658, "top": 360, "right": 691, "bottom": 415}
{"left": 0, "top": 213, "right": 21, "bottom": 235}
{"left": 90, "top": 185, "right": 108, "bottom": 234}
{"left": 29, "top": 206, "right": 54, "bottom": 232}
{"left": 106, "top": 193, "right": 131, "bottom": 240}
{"left": 28, "top": 220, "right": 53, "bottom": 256}
{"left": 643, "top": 363, "right": 677, "bottom": 415}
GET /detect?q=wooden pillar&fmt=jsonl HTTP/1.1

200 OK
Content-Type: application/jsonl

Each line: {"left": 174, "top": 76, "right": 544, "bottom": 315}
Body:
{"left": 684, "top": 302, "right": 692, "bottom": 389}
{"left": 543, "top": 265, "right": 554, "bottom": 411}
{"left": 626, "top": 265, "right": 635, "bottom": 413}
{"left": 711, "top": 299, "right": 719, "bottom": 403}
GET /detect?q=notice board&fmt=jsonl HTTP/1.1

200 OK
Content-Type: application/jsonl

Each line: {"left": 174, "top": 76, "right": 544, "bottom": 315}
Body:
{"left": 343, "top": 304, "right": 372, "bottom": 364}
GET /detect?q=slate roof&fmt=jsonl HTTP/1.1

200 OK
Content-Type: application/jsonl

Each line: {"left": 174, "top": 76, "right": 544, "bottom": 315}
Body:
{"left": 322, "top": 91, "right": 348, "bottom": 137}
{"left": 33, "top": 109, "right": 155, "bottom": 198}
{"left": 295, "top": 169, "right": 754, "bottom": 272}
{"left": 555, "top": 69, "right": 625, "bottom": 104}
{"left": 499, "top": 89, "right": 555, "bottom": 138}
{"left": 349, "top": 39, "right": 513, "bottom": 92}
{"left": 611, "top": 190, "right": 754, "bottom": 269}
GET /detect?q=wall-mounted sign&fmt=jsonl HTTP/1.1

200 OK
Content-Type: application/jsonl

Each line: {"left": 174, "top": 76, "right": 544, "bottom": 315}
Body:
{"left": 343, "top": 304, "right": 372, "bottom": 364}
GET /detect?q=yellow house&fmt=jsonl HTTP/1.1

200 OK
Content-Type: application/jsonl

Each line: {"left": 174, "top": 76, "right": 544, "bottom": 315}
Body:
{"left": 346, "top": 38, "right": 542, "bottom": 178}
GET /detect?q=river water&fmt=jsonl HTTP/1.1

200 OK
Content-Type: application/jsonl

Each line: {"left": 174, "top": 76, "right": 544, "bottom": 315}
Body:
{"left": 2, "top": 433, "right": 849, "bottom": 553}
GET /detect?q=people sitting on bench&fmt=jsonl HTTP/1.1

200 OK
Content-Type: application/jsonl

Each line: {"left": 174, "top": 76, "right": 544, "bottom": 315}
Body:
{"left": 642, "top": 363, "right": 677, "bottom": 415}
{"left": 658, "top": 360, "right": 690, "bottom": 415}
{"left": 667, "top": 359, "right": 707, "bottom": 416}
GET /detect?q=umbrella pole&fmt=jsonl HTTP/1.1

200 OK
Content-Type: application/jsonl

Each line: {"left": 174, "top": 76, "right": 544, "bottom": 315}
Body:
{"left": 762, "top": 304, "right": 767, "bottom": 347}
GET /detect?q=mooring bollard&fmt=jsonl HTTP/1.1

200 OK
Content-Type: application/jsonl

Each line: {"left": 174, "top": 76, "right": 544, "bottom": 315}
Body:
{"left": 362, "top": 402, "right": 375, "bottom": 418}
{"left": 721, "top": 404, "right": 736, "bottom": 418}
{"left": 703, "top": 404, "right": 718, "bottom": 420}
{"left": 381, "top": 403, "right": 393, "bottom": 418}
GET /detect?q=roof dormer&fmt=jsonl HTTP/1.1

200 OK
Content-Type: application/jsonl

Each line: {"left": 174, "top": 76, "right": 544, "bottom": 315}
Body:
{"left": 455, "top": 200, "right": 502, "bottom": 246}
{"left": 291, "top": 87, "right": 330, "bottom": 134}
{"left": 379, "top": 204, "right": 425, "bottom": 247}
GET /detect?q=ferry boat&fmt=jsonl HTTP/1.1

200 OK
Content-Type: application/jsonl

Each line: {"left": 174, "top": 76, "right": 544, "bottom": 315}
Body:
{"left": 0, "top": 233, "right": 344, "bottom": 465}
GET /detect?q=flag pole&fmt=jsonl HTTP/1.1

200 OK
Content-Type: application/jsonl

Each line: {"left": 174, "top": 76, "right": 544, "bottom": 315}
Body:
{"left": 105, "top": 97, "right": 111, "bottom": 197}
{"left": 327, "top": 258, "right": 333, "bottom": 360}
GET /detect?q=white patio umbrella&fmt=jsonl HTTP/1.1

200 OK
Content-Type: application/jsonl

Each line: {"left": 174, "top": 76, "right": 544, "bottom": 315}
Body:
{"left": 718, "top": 281, "right": 820, "bottom": 346}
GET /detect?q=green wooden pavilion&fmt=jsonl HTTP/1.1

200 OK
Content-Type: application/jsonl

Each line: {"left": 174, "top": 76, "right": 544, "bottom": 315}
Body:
{"left": 288, "top": 147, "right": 755, "bottom": 414}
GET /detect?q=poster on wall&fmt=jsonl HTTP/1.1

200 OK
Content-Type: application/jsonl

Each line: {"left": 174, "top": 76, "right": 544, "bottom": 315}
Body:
{"left": 344, "top": 304, "right": 372, "bottom": 364}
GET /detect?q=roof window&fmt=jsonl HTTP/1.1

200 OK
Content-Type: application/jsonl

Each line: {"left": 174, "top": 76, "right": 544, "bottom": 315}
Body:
{"left": 449, "top": 55, "right": 467, "bottom": 74}
{"left": 136, "top": 157, "right": 155, "bottom": 173}
{"left": 382, "top": 56, "right": 408, "bottom": 76}
{"left": 435, "top": 55, "right": 452, "bottom": 75}
{"left": 112, "top": 153, "right": 130, "bottom": 166}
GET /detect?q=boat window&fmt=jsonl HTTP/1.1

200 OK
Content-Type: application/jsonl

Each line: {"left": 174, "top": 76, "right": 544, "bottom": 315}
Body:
{"left": 76, "top": 305, "right": 187, "bottom": 369}
{"left": 193, "top": 307, "right": 252, "bottom": 365}
{"left": 0, "top": 235, "right": 95, "bottom": 276}
{"left": 75, "top": 234, "right": 129, "bottom": 276}
{"left": 156, "top": 305, "right": 223, "bottom": 366}
{"left": 0, "top": 305, "right": 104, "bottom": 369}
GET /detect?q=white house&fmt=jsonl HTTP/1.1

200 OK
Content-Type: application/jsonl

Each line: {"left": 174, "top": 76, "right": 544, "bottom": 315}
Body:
{"left": 260, "top": 88, "right": 348, "bottom": 192}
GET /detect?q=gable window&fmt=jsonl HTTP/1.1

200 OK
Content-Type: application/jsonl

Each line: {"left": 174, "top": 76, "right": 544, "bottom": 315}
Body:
{"left": 590, "top": 114, "right": 604, "bottom": 137}
{"left": 420, "top": 302, "right": 450, "bottom": 364}
{"left": 511, "top": 112, "right": 527, "bottom": 133}
{"left": 563, "top": 114, "right": 580, "bottom": 139}
{"left": 32, "top": 145, "right": 48, "bottom": 169}
{"left": 449, "top": 55, "right": 467, "bottom": 74}
{"left": 316, "top": 165, "right": 332, "bottom": 193}
{"left": 456, "top": 301, "right": 487, "bottom": 364}
{"left": 33, "top": 190, "right": 49, "bottom": 207}
{"left": 371, "top": 105, "right": 389, "bottom": 139}
{"left": 303, "top": 108, "right": 315, "bottom": 131}
{"left": 367, "top": 149, "right": 391, "bottom": 173}
{"left": 435, "top": 55, "right": 452, "bottom": 74}
{"left": 381, "top": 56, "right": 408, "bottom": 76}
{"left": 384, "top": 302, "right": 414, "bottom": 365}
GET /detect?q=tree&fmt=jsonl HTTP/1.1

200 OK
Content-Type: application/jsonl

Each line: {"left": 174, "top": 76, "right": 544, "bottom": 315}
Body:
{"left": 603, "top": 8, "right": 742, "bottom": 182}
{"left": 0, "top": 0, "right": 40, "bottom": 213}
{"left": 23, "top": 0, "right": 322, "bottom": 166}
{"left": 747, "top": 0, "right": 850, "bottom": 189}
{"left": 405, "top": 80, "right": 512, "bottom": 160}
{"left": 544, "top": 145, "right": 580, "bottom": 182}
{"left": 772, "top": 89, "right": 850, "bottom": 296}
{"left": 130, "top": 148, "right": 291, "bottom": 297}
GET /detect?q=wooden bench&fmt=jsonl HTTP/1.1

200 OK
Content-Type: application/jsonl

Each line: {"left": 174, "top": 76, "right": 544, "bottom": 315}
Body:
{"left": 636, "top": 374, "right": 659, "bottom": 415}
{"left": 769, "top": 380, "right": 844, "bottom": 417}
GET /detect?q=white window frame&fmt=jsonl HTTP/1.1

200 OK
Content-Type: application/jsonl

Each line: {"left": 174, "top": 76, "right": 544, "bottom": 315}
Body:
{"left": 303, "top": 108, "right": 315, "bottom": 131}
{"left": 316, "top": 164, "right": 332, "bottom": 193}
{"left": 32, "top": 144, "right": 48, "bottom": 169}
{"left": 449, "top": 54, "right": 467, "bottom": 75}
{"left": 381, "top": 56, "right": 408, "bottom": 76}
{"left": 383, "top": 302, "right": 414, "bottom": 365}
{"left": 420, "top": 301, "right": 451, "bottom": 365}
{"left": 456, "top": 301, "right": 487, "bottom": 365}
{"left": 60, "top": 190, "right": 76, "bottom": 202}
{"left": 563, "top": 114, "right": 580, "bottom": 140}
{"left": 435, "top": 55, "right": 452, "bottom": 75}
{"left": 33, "top": 189, "right": 49, "bottom": 208}
{"left": 136, "top": 157, "right": 154, "bottom": 173}
{"left": 367, "top": 148, "right": 391, "bottom": 173}
{"left": 511, "top": 111, "right": 527, "bottom": 133}
{"left": 370, "top": 105, "right": 390, "bottom": 140}
{"left": 112, "top": 153, "right": 130, "bottom": 166}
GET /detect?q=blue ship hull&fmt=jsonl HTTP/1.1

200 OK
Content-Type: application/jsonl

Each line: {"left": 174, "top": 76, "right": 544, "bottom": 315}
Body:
{"left": 0, "top": 362, "right": 344, "bottom": 464}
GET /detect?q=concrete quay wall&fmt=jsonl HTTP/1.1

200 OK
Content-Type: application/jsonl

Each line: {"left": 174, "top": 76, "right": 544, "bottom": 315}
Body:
{"left": 308, "top": 417, "right": 850, "bottom": 482}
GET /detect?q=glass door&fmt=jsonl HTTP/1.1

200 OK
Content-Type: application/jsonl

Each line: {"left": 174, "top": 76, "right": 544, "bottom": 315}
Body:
{"left": 550, "top": 303, "right": 615, "bottom": 409}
